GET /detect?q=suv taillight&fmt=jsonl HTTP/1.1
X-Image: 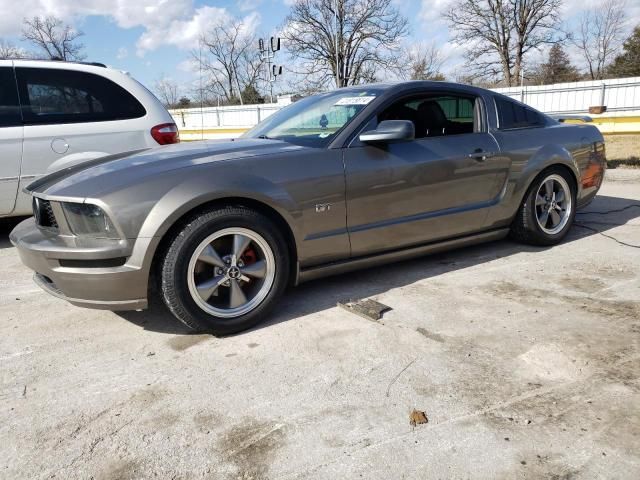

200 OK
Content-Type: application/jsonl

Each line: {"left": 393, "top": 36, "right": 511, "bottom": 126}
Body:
{"left": 151, "top": 123, "right": 180, "bottom": 145}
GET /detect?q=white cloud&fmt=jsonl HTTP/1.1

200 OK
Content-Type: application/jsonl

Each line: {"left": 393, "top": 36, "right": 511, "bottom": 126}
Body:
{"left": 419, "top": 0, "right": 454, "bottom": 23}
{"left": 0, "top": 0, "right": 188, "bottom": 36}
{"left": 116, "top": 47, "right": 128, "bottom": 59}
{"left": 135, "top": 5, "right": 229, "bottom": 56}
{"left": 0, "top": 0, "right": 262, "bottom": 57}
{"left": 237, "top": 0, "right": 263, "bottom": 12}
{"left": 177, "top": 58, "right": 198, "bottom": 73}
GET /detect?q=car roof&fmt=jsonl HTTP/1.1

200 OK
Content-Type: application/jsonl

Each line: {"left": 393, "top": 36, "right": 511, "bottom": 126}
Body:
{"left": 337, "top": 80, "right": 493, "bottom": 97}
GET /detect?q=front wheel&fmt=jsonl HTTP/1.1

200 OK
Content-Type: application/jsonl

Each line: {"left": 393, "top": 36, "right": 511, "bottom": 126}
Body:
{"left": 510, "top": 167, "right": 577, "bottom": 246}
{"left": 160, "top": 206, "right": 290, "bottom": 335}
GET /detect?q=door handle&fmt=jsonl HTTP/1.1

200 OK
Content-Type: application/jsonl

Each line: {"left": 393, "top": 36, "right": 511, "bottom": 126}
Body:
{"left": 468, "top": 150, "right": 496, "bottom": 161}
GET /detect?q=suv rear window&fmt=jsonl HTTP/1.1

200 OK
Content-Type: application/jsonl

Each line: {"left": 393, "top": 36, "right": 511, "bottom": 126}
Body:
{"left": 16, "top": 68, "right": 146, "bottom": 124}
{"left": 0, "top": 67, "right": 21, "bottom": 127}
{"left": 495, "top": 97, "right": 544, "bottom": 130}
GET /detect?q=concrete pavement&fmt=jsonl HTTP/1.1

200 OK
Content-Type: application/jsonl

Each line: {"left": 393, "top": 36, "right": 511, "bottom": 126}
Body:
{"left": 1, "top": 170, "right": 639, "bottom": 479}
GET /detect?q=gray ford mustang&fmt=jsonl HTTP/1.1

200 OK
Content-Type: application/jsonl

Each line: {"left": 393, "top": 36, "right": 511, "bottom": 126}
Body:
{"left": 11, "top": 81, "right": 606, "bottom": 334}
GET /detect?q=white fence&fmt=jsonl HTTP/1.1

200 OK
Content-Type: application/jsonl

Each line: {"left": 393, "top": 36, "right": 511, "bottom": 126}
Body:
{"left": 171, "top": 103, "right": 281, "bottom": 130}
{"left": 493, "top": 77, "right": 640, "bottom": 117}
{"left": 171, "top": 78, "right": 640, "bottom": 138}
{"left": 169, "top": 95, "right": 294, "bottom": 137}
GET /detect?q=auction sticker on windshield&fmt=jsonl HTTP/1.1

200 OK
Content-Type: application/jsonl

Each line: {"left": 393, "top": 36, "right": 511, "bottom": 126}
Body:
{"left": 335, "top": 96, "right": 376, "bottom": 106}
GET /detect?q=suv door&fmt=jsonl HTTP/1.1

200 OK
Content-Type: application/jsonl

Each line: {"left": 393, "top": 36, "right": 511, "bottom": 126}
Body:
{"left": 344, "top": 91, "right": 505, "bottom": 256}
{"left": 13, "top": 67, "right": 147, "bottom": 214}
{"left": 0, "top": 64, "right": 23, "bottom": 215}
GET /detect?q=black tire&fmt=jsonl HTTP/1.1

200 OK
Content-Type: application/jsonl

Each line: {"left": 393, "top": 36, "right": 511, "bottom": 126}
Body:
{"left": 160, "top": 206, "right": 290, "bottom": 335}
{"left": 510, "top": 166, "right": 577, "bottom": 246}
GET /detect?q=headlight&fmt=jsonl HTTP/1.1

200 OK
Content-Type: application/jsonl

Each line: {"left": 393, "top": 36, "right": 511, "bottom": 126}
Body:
{"left": 61, "top": 203, "right": 120, "bottom": 239}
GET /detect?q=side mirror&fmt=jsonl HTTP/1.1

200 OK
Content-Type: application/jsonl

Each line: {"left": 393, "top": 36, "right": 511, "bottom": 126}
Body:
{"left": 359, "top": 120, "right": 415, "bottom": 144}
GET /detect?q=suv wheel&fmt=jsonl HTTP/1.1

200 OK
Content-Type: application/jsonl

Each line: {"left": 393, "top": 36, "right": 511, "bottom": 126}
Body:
{"left": 160, "top": 206, "right": 290, "bottom": 335}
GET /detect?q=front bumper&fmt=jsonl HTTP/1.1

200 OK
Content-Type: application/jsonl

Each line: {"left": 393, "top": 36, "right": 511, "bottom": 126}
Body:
{"left": 10, "top": 218, "right": 148, "bottom": 311}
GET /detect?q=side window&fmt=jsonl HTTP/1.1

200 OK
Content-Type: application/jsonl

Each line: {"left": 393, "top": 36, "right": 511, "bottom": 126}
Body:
{"left": 495, "top": 97, "right": 544, "bottom": 130}
{"left": 379, "top": 93, "right": 478, "bottom": 139}
{"left": 16, "top": 68, "right": 146, "bottom": 125}
{"left": 0, "top": 67, "right": 21, "bottom": 127}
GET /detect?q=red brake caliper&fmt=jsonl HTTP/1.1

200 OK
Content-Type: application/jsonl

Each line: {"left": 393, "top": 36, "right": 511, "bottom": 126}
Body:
{"left": 241, "top": 248, "right": 257, "bottom": 280}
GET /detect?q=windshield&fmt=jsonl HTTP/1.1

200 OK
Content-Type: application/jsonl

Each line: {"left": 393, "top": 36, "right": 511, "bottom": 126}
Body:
{"left": 242, "top": 89, "right": 382, "bottom": 147}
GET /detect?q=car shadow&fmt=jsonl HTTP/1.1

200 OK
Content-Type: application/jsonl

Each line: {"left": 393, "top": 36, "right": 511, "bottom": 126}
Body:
{"left": 0, "top": 217, "right": 29, "bottom": 249}
{"left": 2, "top": 195, "right": 638, "bottom": 336}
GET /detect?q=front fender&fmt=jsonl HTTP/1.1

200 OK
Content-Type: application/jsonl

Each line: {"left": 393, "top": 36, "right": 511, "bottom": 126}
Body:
{"left": 141, "top": 172, "right": 300, "bottom": 239}
{"left": 128, "top": 166, "right": 303, "bottom": 272}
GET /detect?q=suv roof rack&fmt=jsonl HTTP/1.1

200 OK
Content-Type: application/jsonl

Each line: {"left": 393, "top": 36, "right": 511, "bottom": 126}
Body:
{"left": 10, "top": 58, "right": 107, "bottom": 68}
{"left": 50, "top": 58, "right": 107, "bottom": 68}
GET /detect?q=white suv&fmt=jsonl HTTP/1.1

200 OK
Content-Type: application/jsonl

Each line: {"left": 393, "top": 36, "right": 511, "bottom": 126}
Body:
{"left": 0, "top": 59, "right": 178, "bottom": 217}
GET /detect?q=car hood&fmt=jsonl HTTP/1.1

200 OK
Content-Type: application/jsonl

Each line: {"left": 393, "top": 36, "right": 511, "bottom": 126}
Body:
{"left": 27, "top": 138, "right": 306, "bottom": 198}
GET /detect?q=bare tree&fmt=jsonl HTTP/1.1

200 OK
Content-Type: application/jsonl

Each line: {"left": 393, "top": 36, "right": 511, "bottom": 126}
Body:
{"left": 194, "top": 19, "right": 263, "bottom": 104}
{"left": 22, "top": 16, "right": 85, "bottom": 61}
{"left": 572, "top": 0, "right": 626, "bottom": 80}
{"left": 399, "top": 43, "right": 446, "bottom": 81}
{"left": 154, "top": 77, "right": 180, "bottom": 108}
{"left": 0, "top": 39, "right": 29, "bottom": 59}
{"left": 445, "top": 0, "right": 563, "bottom": 86}
{"left": 283, "top": 0, "right": 409, "bottom": 89}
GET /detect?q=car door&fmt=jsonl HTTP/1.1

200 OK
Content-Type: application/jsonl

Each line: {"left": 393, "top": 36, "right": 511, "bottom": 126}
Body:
{"left": 12, "top": 66, "right": 148, "bottom": 215}
{"left": 343, "top": 90, "right": 505, "bottom": 256}
{"left": 0, "top": 63, "right": 23, "bottom": 215}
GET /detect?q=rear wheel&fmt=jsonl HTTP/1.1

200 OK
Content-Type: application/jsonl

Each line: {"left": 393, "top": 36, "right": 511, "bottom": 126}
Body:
{"left": 510, "top": 167, "right": 576, "bottom": 246}
{"left": 160, "top": 206, "right": 290, "bottom": 335}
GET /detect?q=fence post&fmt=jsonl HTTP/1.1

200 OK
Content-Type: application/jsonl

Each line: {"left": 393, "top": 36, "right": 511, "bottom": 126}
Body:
{"left": 600, "top": 83, "right": 606, "bottom": 107}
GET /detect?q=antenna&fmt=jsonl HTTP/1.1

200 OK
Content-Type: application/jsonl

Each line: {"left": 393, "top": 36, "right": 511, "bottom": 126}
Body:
{"left": 270, "top": 37, "right": 281, "bottom": 52}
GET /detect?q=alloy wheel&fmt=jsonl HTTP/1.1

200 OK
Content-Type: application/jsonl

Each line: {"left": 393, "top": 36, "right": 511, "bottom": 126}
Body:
{"left": 534, "top": 173, "right": 572, "bottom": 235}
{"left": 187, "top": 227, "right": 276, "bottom": 318}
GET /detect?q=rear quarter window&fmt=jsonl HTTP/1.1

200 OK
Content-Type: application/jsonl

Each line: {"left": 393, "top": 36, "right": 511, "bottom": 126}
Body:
{"left": 0, "top": 67, "right": 21, "bottom": 127}
{"left": 495, "top": 97, "right": 544, "bottom": 130}
{"left": 16, "top": 67, "right": 146, "bottom": 125}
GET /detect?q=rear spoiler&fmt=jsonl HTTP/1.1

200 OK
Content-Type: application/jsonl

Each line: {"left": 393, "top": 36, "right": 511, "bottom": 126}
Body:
{"left": 551, "top": 115, "right": 593, "bottom": 123}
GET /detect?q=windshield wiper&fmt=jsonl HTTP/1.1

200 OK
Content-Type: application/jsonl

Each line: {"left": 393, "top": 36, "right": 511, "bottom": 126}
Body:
{"left": 257, "top": 135, "right": 274, "bottom": 140}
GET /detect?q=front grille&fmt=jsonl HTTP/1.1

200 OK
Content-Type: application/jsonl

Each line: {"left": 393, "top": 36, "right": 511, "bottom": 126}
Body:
{"left": 33, "top": 197, "right": 58, "bottom": 229}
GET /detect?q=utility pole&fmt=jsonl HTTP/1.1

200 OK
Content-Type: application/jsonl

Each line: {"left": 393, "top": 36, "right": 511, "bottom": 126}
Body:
{"left": 198, "top": 37, "right": 204, "bottom": 140}
{"left": 259, "top": 37, "right": 283, "bottom": 103}
{"left": 335, "top": 0, "right": 339, "bottom": 87}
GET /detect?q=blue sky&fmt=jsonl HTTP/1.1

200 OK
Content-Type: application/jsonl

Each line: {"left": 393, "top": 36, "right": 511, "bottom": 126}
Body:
{"left": 0, "top": 0, "right": 637, "bottom": 96}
